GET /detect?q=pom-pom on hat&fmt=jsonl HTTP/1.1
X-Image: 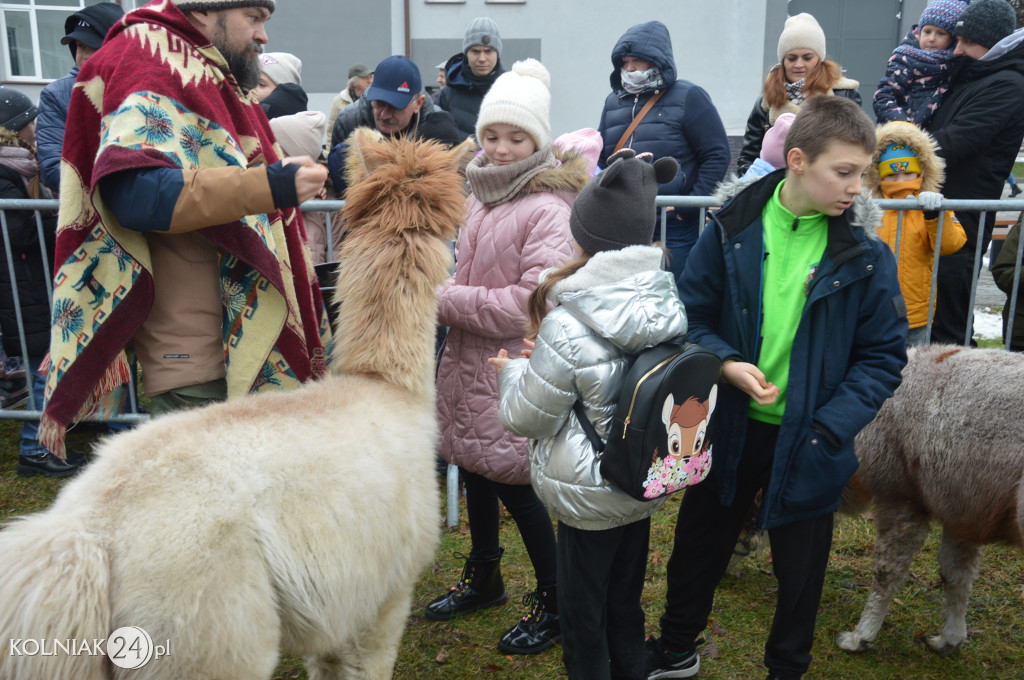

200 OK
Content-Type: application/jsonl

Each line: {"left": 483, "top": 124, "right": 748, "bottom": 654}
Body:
{"left": 760, "top": 112, "right": 796, "bottom": 170}
{"left": 952, "top": 0, "right": 1018, "bottom": 48}
{"left": 463, "top": 17, "right": 502, "bottom": 54}
{"left": 570, "top": 149, "right": 679, "bottom": 255}
{"left": 171, "top": 0, "right": 275, "bottom": 12}
{"left": 0, "top": 88, "right": 38, "bottom": 133}
{"left": 260, "top": 52, "right": 302, "bottom": 86}
{"left": 475, "top": 58, "right": 552, "bottom": 148}
{"left": 919, "top": 0, "right": 969, "bottom": 34}
{"left": 878, "top": 142, "right": 922, "bottom": 179}
{"left": 777, "top": 13, "right": 827, "bottom": 62}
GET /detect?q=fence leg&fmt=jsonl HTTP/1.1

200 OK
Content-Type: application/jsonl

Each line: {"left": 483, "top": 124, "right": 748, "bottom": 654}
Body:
{"left": 446, "top": 463, "right": 459, "bottom": 528}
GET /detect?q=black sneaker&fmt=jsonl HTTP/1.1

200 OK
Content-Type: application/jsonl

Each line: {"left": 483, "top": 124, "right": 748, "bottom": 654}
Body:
{"left": 646, "top": 636, "right": 700, "bottom": 679}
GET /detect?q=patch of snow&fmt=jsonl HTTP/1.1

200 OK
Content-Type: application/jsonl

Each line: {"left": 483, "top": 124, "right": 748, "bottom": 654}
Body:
{"left": 973, "top": 307, "right": 1004, "bottom": 340}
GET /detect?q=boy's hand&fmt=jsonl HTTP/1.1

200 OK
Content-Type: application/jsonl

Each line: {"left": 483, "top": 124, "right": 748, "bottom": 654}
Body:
{"left": 722, "top": 361, "right": 779, "bottom": 406}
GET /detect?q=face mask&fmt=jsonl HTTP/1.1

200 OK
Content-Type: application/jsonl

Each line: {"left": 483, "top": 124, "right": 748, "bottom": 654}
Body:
{"left": 620, "top": 67, "right": 662, "bottom": 94}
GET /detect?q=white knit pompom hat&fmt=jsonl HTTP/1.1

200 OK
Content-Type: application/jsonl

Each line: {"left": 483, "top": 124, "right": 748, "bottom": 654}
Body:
{"left": 474, "top": 58, "right": 552, "bottom": 148}
{"left": 777, "top": 13, "right": 827, "bottom": 62}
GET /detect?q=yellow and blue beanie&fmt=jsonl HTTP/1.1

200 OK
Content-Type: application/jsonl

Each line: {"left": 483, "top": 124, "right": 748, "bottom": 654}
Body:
{"left": 878, "top": 143, "right": 921, "bottom": 179}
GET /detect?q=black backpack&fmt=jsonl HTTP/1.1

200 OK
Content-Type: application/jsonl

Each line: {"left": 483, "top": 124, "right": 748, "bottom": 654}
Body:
{"left": 574, "top": 342, "right": 721, "bottom": 501}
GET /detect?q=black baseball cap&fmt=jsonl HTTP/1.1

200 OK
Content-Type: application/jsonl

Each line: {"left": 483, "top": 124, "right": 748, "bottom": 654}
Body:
{"left": 61, "top": 2, "right": 124, "bottom": 51}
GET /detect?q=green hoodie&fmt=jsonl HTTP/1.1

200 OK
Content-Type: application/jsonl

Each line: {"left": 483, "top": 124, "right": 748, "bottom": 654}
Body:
{"left": 749, "top": 180, "right": 828, "bottom": 424}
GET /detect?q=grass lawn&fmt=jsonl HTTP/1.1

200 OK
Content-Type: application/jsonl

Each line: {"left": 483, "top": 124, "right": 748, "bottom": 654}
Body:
{"left": 1, "top": 421, "right": 1022, "bottom": 680}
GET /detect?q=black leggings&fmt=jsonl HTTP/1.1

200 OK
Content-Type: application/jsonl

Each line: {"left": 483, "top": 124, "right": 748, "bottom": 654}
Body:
{"left": 461, "top": 468, "right": 558, "bottom": 589}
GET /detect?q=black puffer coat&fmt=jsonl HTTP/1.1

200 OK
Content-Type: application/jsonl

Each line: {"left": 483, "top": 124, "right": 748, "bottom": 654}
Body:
{"left": 0, "top": 162, "right": 56, "bottom": 358}
{"left": 437, "top": 53, "right": 504, "bottom": 141}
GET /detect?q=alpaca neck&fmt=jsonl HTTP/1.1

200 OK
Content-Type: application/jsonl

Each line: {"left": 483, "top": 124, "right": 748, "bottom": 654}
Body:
{"left": 331, "top": 231, "right": 449, "bottom": 397}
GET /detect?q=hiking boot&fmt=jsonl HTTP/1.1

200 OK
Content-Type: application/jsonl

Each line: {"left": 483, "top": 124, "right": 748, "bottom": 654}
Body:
{"left": 425, "top": 549, "right": 507, "bottom": 620}
{"left": 646, "top": 636, "right": 700, "bottom": 679}
{"left": 497, "top": 585, "right": 560, "bottom": 654}
{"left": 1011, "top": 183, "right": 1022, "bottom": 198}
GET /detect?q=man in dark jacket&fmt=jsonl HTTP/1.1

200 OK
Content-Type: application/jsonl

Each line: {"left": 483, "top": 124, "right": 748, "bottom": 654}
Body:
{"left": 924, "top": 0, "right": 1024, "bottom": 345}
{"left": 597, "top": 21, "right": 730, "bottom": 282}
{"left": 327, "top": 55, "right": 460, "bottom": 196}
{"left": 36, "top": 2, "right": 124, "bottom": 194}
{"left": 437, "top": 17, "right": 505, "bottom": 141}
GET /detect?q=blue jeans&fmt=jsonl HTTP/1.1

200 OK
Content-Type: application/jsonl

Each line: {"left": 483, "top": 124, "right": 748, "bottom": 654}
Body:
{"left": 20, "top": 355, "right": 48, "bottom": 457}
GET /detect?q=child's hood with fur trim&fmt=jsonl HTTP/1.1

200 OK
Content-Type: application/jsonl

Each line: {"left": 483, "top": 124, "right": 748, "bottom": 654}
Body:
{"left": 865, "top": 121, "right": 945, "bottom": 196}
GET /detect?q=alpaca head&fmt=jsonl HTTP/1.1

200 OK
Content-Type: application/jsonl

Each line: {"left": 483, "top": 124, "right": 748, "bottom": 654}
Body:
{"left": 331, "top": 129, "right": 474, "bottom": 394}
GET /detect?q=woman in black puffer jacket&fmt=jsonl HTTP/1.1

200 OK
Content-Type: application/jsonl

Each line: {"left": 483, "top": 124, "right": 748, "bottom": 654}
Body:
{"left": 737, "top": 13, "right": 862, "bottom": 175}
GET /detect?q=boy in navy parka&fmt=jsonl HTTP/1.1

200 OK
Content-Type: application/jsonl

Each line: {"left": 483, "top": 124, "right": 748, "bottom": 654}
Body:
{"left": 646, "top": 96, "right": 908, "bottom": 680}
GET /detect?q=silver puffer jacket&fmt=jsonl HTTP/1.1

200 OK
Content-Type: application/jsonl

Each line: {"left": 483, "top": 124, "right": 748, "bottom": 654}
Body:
{"left": 497, "top": 245, "right": 687, "bottom": 530}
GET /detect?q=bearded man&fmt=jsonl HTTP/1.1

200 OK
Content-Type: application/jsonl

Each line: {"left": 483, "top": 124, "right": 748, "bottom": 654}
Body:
{"left": 41, "top": 0, "right": 332, "bottom": 458}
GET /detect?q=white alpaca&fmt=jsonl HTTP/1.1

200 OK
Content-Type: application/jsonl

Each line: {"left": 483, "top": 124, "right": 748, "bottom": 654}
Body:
{"left": 0, "top": 130, "right": 471, "bottom": 680}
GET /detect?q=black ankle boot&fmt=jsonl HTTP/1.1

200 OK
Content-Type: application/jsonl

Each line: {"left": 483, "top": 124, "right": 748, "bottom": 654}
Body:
{"left": 497, "top": 585, "right": 561, "bottom": 654}
{"left": 425, "top": 549, "right": 507, "bottom": 621}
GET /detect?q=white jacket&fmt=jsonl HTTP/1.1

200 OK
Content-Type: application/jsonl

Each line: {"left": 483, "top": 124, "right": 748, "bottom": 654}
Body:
{"left": 497, "top": 245, "right": 687, "bottom": 530}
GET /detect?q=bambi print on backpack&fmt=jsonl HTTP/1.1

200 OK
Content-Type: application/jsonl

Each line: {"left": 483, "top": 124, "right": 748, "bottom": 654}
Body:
{"left": 643, "top": 385, "right": 717, "bottom": 498}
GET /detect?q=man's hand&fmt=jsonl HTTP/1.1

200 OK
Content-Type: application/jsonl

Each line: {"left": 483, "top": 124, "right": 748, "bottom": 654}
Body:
{"left": 282, "top": 156, "right": 328, "bottom": 203}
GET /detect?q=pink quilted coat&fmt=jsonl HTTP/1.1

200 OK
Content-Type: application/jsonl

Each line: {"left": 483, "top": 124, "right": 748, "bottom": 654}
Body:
{"left": 437, "top": 148, "right": 592, "bottom": 485}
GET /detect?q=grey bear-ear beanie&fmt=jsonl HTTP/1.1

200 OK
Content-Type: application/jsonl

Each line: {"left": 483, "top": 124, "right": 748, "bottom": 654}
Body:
{"left": 570, "top": 149, "right": 678, "bottom": 255}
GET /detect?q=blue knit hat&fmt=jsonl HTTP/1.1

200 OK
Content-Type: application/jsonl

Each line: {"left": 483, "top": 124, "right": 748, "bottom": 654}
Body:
{"left": 919, "top": 0, "right": 969, "bottom": 34}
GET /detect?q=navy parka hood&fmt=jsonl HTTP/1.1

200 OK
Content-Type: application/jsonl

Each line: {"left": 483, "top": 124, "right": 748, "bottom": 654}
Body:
{"left": 444, "top": 52, "right": 504, "bottom": 92}
{"left": 609, "top": 20, "right": 677, "bottom": 91}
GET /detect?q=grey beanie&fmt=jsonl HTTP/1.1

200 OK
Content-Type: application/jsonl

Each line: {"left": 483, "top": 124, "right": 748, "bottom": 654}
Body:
{"left": 953, "top": 0, "right": 1017, "bottom": 48}
{"left": 0, "top": 88, "right": 38, "bottom": 133}
{"left": 463, "top": 17, "right": 502, "bottom": 54}
{"left": 570, "top": 150, "right": 678, "bottom": 255}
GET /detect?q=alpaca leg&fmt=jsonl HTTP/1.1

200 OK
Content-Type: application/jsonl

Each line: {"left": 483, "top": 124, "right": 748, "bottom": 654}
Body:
{"left": 835, "top": 503, "right": 930, "bottom": 652}
{"left": 305, "top": 589, "right": 413, "bottom": 680}
{"left": 924, "top": 529, "right": 981, "bottom": 656}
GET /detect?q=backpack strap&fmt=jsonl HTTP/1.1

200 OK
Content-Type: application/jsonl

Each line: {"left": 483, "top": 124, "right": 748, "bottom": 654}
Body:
{"left": 572, "top": 400, "right": 605, "bottom": 453}
{"left": 612, "top": 90, "right": 666, "bottom": 154}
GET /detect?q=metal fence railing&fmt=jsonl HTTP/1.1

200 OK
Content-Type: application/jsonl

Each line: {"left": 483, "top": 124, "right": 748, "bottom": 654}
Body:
{"left": 2, "top": 195, "right": 1022, "bottom": 430}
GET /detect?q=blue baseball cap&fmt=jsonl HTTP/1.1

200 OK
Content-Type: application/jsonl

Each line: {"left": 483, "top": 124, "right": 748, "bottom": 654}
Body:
{"left": 365, "top": 55, "right": 422, "bottom": 109}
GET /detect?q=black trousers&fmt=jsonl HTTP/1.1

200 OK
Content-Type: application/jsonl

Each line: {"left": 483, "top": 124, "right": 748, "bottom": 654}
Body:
{"left": 557, "top": 519, "right": 651, "bottom": 680}
{"left": 658, "top": 419, "right": 834, "bottom": 680}
{"left": 461, "top": 469, "right": 557, "bottom": 588}
{"left": 931, "top": 216, "right": 991, "bottom": 346}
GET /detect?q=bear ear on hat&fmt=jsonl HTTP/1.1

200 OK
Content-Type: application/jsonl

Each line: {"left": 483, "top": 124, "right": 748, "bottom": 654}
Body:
{"left": 653, "top": 156, "right": 678, "bottom": 184}
{"left": 597, "top": 149, "right": 635, "bottom": 186}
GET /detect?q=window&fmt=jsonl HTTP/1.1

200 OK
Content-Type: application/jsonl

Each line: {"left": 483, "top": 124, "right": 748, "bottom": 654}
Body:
{"left": 1, "top": 0, "right": 129, "bottom": 81}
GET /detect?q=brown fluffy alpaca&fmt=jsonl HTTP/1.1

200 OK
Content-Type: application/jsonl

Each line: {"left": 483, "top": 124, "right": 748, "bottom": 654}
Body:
{"left": 0, "top": 129, "right": 471, "bottom": 680}
{"left": 836, "top": 345, "right": 1024, "bottom": 656}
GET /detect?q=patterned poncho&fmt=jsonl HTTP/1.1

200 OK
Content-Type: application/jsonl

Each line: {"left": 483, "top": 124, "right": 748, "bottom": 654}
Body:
{"left": 41, "top": 0, "right": 331, "bottom": 455}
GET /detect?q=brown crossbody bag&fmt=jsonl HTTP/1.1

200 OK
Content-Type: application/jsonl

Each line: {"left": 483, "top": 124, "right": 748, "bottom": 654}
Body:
{"left": 612, "top": 91, "right": 666, "bottom": 154}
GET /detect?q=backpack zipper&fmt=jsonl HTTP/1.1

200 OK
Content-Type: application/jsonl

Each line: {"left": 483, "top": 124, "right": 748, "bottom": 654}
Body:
{"left": 620, "top": 351, "right": 682, "bottom": 437}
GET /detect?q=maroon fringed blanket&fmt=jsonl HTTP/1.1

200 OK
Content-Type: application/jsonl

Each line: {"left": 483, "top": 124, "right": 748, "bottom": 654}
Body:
{"left": 42, "top": 2, "right": 331, "bottom": 456}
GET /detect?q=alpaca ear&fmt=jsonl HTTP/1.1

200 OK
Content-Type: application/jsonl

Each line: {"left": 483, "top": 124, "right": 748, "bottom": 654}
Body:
{"left": 451, "top": 138, "right": 478, "bottom": 174}
{"left": 653, "top": 156, "right": 678, "bottom": 184}
{"left": 346, "top": 127, "right": 387, "bottom": 183}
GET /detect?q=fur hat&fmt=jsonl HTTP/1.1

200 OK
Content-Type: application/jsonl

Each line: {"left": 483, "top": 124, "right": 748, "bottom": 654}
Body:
{"left": 171, "top": 0, "right": 274, "bottom": 12}
{"left": 952, "top": 0, "right": 1018, "bottom": 48}
{"left": 260, "top": 52, "right": 301, "bottom": 86}
{"left": 475, "top": 58, "right": 551, "bottom": 148}
{"left": 570, "top": 149, "right": 678, "bottom": 255}
{"left": 0, "top": 88, "right": 37, "bottom": 133}
{"left": 867, "top": 121, "right": 946, "bottom": 195}
{"left": 919, "top": 0, "right": 969, "bottom": 34}
{"left": 760, "top": 112, "right": 796, "bottom": 170}
{"left": 270, "top": 110, "right": 327, "bottom": 159}
{"left": 463, "top": 17, "right": 502, "bottom": 54}
{"left": 777, "top": 13, "right": 827, "bottom": 62}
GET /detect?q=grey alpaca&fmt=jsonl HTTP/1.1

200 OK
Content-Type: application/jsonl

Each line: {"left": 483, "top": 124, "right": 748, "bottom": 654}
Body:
{"left": 836, "top": 345, "right": 1024, "bottom": 655}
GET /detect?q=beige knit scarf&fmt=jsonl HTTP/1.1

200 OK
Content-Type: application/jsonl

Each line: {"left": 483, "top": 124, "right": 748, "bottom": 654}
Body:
{"left": 466, "top": 144, "right": 558, "bottom": 207}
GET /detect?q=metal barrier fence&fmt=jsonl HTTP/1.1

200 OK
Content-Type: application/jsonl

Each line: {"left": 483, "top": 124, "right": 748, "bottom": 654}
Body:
{"left": 2, "top": 195, "right": 1022, "bottom": 425}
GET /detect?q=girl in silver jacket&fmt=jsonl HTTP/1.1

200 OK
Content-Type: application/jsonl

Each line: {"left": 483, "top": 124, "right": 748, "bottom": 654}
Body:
{"left": 491, "top": 150, "right": 684, "bottom": 680}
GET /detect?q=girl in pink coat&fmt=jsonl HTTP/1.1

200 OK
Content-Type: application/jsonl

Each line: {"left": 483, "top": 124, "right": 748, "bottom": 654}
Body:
{"left": 428, "top": 59, "right": 595, "bottom": 656}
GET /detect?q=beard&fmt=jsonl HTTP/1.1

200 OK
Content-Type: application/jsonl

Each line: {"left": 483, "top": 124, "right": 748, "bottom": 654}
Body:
{"left": 211, "top": 15, "right": 262, "bottom": 91}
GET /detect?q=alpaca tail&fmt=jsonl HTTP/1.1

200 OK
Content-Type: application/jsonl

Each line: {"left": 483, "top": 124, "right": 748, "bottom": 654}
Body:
{"left": 0, "top": 513, "right": 110, "bottom": 680}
